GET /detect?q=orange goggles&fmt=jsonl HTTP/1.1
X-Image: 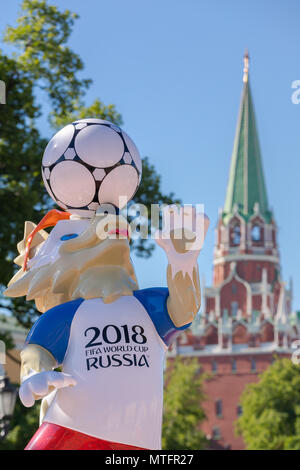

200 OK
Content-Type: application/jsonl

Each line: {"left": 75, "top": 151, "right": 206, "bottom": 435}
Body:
{"left": 23, "top": 209, "right": 71, "bottom": 271}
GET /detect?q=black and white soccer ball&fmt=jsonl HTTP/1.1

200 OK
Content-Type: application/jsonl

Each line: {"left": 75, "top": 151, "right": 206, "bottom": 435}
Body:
{"left": 42, "top": 118, "right": 142, "bottom": 218}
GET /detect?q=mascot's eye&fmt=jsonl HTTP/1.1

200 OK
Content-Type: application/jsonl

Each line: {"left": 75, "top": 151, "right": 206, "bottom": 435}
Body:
{"left": 60, "top": 233, "right": 78, "bottom": 241}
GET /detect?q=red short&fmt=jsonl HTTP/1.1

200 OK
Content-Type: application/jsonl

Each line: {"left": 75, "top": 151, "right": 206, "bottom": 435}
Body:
{"left": 25, "top": 422, "right": 146, "bottom": 450}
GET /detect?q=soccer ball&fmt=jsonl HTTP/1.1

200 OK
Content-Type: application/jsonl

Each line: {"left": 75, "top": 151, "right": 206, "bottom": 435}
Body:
{"left": 41, "top": 118, "right": 142, "bottom": 218}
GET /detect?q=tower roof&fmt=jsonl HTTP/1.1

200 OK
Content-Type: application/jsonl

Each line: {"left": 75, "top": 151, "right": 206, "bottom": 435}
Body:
{"left": 223, "top": 52, "right": 272, "bottom": 224}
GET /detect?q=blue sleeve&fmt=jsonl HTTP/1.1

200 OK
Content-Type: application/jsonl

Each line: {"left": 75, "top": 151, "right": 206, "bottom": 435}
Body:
{"left": 134, "top": 288, "right": 191, "bottom": 347}
{"left": 26, "top": 298, "right": 84, "bottom": 365}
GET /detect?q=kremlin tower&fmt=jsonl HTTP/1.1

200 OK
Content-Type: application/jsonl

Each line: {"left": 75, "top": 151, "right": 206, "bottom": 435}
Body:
{"left": 176, "top": 52, "right": 300, "bottom": 450}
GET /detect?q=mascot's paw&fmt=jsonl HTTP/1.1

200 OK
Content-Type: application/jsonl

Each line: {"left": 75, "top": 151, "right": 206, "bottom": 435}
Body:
{"left": 155, "top": 205, "right": 209, "bottom": 258}
{"left": 19, "top": 371, "right": 77, "bottom": 407}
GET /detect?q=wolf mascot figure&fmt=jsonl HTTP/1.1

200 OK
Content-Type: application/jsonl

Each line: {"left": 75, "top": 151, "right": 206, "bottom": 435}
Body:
{"left": 4, "top": 146, "right": 209, "bottom": 451}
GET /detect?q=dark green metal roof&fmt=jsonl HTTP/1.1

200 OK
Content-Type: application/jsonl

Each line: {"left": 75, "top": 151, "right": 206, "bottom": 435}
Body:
{"left": 223, "top": 61, "right": 272, "bottom": 224}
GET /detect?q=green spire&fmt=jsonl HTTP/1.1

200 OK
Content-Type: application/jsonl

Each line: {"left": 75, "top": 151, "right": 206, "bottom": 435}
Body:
{"left": 223, "top": 52, "right": 271, "bottom": 224}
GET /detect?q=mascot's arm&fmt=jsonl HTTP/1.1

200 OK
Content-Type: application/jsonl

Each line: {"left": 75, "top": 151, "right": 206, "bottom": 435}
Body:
{"left": 19, "top": 344, "right": 76, "bottom": 408}
{"left": 19, "top": 300, "right": 81, "bottom": 406}
{"left": 156, "top": 206, "right": 209, "bottom": 328}
{"left": 166, "top": 255, "right": 201, "bottom": 328}
{"left": 19, "top": 316, "right": 78, "bottom": 407}
{"left": 20, "top": 344, "right": 57, "bottom": 382}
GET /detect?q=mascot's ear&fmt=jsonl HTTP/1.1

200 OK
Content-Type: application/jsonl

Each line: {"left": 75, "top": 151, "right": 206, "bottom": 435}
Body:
{"left": 13, "top": 221, "right": 49, "bottom": 267}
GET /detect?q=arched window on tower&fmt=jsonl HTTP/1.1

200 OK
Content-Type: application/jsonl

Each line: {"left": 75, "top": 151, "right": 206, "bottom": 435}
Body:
{"left": 231, "top": 301, "right": 239, "bottom": 318}
{"left": 251, "top": 221, "right": 264, "bottom": 247}
{"left": 230, "top": 223, "right": 241, "bottom": 246}
{"left": 251, "top": 225, "right": 261, "bottom": 241}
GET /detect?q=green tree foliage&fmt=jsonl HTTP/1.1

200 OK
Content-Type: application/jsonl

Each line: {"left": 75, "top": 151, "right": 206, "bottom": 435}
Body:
{"left": 162, "top": 357, "right": 208, "bottom": 450}
{"left": 0, "top": 399, "right": 40, "bottom": 450}
{"left": 4, "top": 0, "right": 91, "bottom": 119}
{"left": 51, "top": 98, "right": 123, "bottom": 131}
{"left": 236, "top": 358, "right": 300, "bottom": 450}
{"left": 0, "top": 328, "right": 15, "bottom": 351}
{"left": 0, "top": 0, "right": 179, "bottom": 329}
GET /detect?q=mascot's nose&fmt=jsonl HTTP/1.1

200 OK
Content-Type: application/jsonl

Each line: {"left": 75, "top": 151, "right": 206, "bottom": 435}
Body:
{"left": 96, "top": 213, "right": 130, "bottom": 241}
{"left": 108, "top": 228, "right": 129, "bottom": 238}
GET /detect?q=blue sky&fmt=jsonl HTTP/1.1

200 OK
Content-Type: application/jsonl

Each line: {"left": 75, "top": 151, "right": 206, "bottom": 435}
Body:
{"left": 1, "top": 0, "right": 300, "bottom": 310}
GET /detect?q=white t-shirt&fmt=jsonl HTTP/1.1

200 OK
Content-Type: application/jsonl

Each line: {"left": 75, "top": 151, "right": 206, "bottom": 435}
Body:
{"left": 26, "top": 289, "right": 189, "bottom": 449}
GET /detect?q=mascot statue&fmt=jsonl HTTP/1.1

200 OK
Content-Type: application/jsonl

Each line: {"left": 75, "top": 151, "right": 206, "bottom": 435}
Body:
{"left": 4, "top": 119, "right": 209, "bottom": 450}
